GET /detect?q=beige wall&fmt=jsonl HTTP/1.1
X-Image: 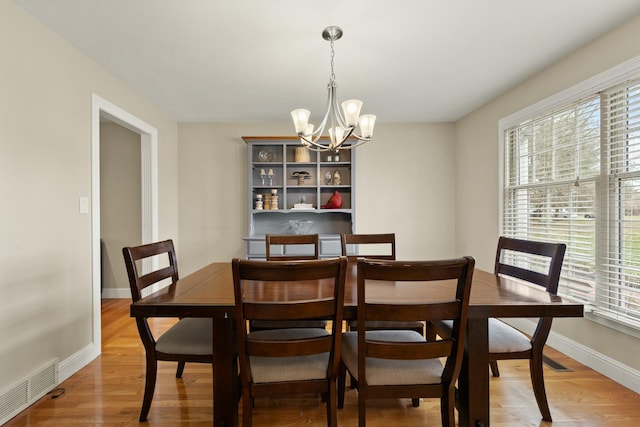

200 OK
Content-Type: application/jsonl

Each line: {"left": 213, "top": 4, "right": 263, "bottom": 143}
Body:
{"left": 177, "top": 122, "right": 457, "bottom": 275}
{"left": 455, "top": 16, "right": 640, "bottom": 373}
{"left": 100, "top": 122, "right": 142, "bottom": 292}
{"left": 0, "top": 1, "right": 178, "bottom": 391}
{"left": 354, "top": 123, "right": 456, "bottom": 260}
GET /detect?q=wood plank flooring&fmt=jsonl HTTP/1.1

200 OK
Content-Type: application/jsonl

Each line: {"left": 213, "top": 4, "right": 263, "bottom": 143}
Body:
{"left": 4, "top": 298, "right": 640, "bottom": 426}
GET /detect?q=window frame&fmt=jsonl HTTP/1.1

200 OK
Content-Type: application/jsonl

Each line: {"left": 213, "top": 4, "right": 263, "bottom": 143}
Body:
{"left": 499, "top": 55, "right": 640, "bottom": 336}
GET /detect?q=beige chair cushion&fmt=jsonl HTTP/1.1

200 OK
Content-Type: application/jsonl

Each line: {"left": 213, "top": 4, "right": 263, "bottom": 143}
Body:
{"left": 342, "top": 330, "right": 444, "bottom": 385}
{"left": 487, "top": 318, "right": 532, "bottom": 353}
{"left": 437, "top": 318, "right": 532, "bottom": 353}
{"left": 156, "top": 317, "right": 213, "bottom": 355}
{"left": 247, "top": 328, "right": 331, "bottom": 383}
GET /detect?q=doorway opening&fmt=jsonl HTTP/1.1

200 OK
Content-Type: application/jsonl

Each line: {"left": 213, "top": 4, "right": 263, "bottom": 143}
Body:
{"left": 90, "top": 94, "right": 158, "bottom": 357}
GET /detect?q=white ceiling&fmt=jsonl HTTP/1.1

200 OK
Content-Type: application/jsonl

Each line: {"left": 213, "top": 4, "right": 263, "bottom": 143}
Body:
{"left": 13, "top": 0, "right": 640, "bottom": 123}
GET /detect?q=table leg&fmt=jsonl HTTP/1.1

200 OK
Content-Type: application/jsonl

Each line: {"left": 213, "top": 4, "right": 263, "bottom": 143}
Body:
{"left": 458, "top": 318, "right": 489, "bottom": 427}
{"left": 213, "top": 317, "right": 238, "bottom": 427}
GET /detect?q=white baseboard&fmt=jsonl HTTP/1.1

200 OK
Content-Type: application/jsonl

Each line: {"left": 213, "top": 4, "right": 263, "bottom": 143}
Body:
{"left": 57, "top": 342, "right": 100, "bottom": 383}
{"left": 505, "top": 318, "right": 640, "bottom": 394}
{"left": 101, "top": 288, "right": 131, "bottom": 299}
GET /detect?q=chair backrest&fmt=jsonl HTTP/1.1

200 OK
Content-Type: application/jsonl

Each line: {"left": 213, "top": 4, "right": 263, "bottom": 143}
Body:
{"left": 356, "top": 257, "right": 475, "bottom": 388}
{"left": 494, "top": 236, "right": 566, "bottom": 294}
{"left": 341, "top": 233, "right": 396, "bottom": 261}
{"left": 122, "top": 239, "right": 179, "bottom": 303}
{"left": 265, "top": 233, "right": 319, "bottom": 261}
{"left": 232, "top": 257, "right": 348, "bottom": 383}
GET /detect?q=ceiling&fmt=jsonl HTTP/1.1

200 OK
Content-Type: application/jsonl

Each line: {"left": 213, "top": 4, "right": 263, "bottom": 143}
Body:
{"left": 13, "top": 0, "right": 640, "bottom": 123}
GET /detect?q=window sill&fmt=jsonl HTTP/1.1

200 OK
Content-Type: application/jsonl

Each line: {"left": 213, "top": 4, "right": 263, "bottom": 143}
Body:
{"left": 584, "top": 309, "right": 640, "bottom": 339}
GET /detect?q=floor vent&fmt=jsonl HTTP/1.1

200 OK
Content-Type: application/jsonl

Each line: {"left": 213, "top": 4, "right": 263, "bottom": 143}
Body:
{"left": 0, "top": 359, "right": 58, "bottom": 425}
{"left": 543, "top": 355, "right": 572, "bottom": 372}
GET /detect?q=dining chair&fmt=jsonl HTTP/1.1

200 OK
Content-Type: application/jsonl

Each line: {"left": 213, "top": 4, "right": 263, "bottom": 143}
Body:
{"left": 490, "top": 236, "right": 566, "bottom": 421}
{"left": 232, "top": 257, "right": 348, "bottom": 427}
{"left": 341, "top": 233, "right": 426, "bottom": 406}
{"left": 337, "top": 257, "right": 475, "bottom": 427}
{"left": 341, "top": 233, "right": 424, "bottom": 335}
{"left": 252, "top": 233, "right": 325, "bottom": 331}
{"left": 431, "top": 236, "right": 566, "bottom": 421}
{"left": 122, "top": 239, "right": 213, "bottom": 422}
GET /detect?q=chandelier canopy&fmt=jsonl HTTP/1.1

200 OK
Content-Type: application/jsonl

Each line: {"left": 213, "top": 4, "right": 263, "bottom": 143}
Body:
{"left": 291, "top": 26, "right": 376, "bottom": 152}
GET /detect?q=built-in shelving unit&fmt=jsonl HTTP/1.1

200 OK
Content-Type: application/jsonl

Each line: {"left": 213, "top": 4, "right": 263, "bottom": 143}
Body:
{"left": 242, "top": 136, "right": 356, "bottom": 259}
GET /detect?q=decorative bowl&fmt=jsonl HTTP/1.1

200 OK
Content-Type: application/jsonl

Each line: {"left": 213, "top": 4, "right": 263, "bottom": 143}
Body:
{"left": 289, "top": 220, "right": 313, "bottom": 234}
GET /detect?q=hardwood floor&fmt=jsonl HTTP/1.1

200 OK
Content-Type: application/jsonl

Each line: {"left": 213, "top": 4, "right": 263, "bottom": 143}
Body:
{"left": 5, "top": 298, "right": 640, "bottom": 426}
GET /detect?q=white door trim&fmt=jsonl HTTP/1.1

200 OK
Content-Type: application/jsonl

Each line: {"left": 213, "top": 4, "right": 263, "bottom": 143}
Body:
{"left": 90, "top": 93, "right": 158, "bottom": 358}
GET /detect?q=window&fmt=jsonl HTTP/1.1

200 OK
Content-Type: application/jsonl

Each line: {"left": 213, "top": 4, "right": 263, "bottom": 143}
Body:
{"left": 501, "top": 73, "right": 640, "bottom": 330}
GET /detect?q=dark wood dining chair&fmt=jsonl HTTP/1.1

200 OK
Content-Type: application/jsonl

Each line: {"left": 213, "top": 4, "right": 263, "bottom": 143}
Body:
{"left": 122, "top": 239, "right": 213, "bottom": 422}
{"left": 341, "top": 233, "right": 424, "bottom": 335}
{"left": 265, "top": 233, "right": 319, "bottom": 261}
{"left": 489, "top": 236, "right": 566, "bottom": 421}
{"left": 431, "top": 236, "right": 566, "bottom": 421}
{"left": 232, "top": 257, "right": 348, "bottom": 427}
{"left": 341, "top": 233, "right": 425, "bottom": 406}
{"left": 252, "top": 233, "right": 325, "bottom": 331}
{"left": 337, "top": 257, "right": 475, "bottom": 427}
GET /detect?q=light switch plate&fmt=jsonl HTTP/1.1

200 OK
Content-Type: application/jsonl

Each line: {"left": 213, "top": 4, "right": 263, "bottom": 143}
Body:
{"left": 79, "top": 197, "right": 89, "bottom": 214}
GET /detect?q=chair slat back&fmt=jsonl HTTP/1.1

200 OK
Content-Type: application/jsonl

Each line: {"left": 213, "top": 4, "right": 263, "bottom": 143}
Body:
{"left": 366, "top": 340, "right": 454, "bottom": 360}
{"left": 356, "top": 257, "right": 474, "bottom": 383}
{"left": 341, "top": 233, "right": 396, "bottom": 261}
{"left": 365, "top": 301, "right": 461, "bottom": 322}
{"left": 233, "top": 257, "right": 347, "bottom": 374}
{"left": 122, "top": 239, "right": 179, "bottom": 302}
{"left": 244, "top": 299, "right": 336, "bottom": 320}
{"left": 246, "top": 337, "right": 334, "bottom": 358}
{"left": 265, "top": 234, "right": 319, "bottom": 261}
{"left": 494, "top": 236, "right": 566, "bottom": 294}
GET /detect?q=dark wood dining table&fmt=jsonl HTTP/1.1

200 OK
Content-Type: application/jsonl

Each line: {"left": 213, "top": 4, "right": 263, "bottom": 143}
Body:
{"left": 130, "top": 260, "right": 583, "bottom": 427}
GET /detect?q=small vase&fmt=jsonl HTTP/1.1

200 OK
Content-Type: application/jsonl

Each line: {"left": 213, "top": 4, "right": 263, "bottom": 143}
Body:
{"left": 332, "top": 170, "right": 341, "bottom": 185}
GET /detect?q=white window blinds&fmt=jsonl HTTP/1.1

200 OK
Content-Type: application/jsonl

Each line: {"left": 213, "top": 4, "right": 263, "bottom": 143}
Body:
{"left": 600, "top": 79, "right": 640, "bottom": 326}
{"left": 503, "top": 97, "right": 599, "bottom": 303}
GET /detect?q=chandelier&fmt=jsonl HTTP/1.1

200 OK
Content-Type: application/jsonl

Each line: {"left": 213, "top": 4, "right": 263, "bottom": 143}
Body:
{"left": 291, "top": 26, "right": 376, "bottom": 152}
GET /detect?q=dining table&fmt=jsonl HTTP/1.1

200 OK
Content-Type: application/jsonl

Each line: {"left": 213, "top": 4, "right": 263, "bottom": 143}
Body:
{"left": 130, "top": 260, "right": 583, "bottom": 427}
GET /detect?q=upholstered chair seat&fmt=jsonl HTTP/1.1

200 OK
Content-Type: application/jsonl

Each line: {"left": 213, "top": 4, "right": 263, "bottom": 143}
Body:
{"left": 247, "top": 328, "right": 330, "bottom": 383}
{"left": 342, "top": 330, "right": 444, "bottom": 386}
{"left": 154, "top": 318, "right": 213, "bottom": 355}
{"left": 487, "top": 318, "right": 532, "bottom": 353}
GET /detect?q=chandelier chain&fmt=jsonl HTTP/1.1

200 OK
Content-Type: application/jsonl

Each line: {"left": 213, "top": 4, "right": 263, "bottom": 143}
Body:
{"left": 329, "top": 39, "right": 335, "bottom": 84}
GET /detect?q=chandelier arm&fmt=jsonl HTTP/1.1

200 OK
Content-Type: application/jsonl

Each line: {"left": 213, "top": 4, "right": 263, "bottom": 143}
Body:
{"left": 301, "top": 143, "right": 332, "bottom": 152}
{"left": 305, "top": 83, "right": 335, "bottom": 147}
{"left": 329, "top": 85, "right": 354, "bottom": 150}
{"left": 299, "top": 133, "right": 334, "bottom": 151}
{"left": 308, "top": 123, "right": 326, "bottom": 146}
{"left": 300, "top": 136, "right": 332, "bottom": 151}
{"left": 301, "top": 135, "right": 367, "bottom": 151}
{"left": 348, "top": 133, "right": 373, "bottom": 142}
{"left": 336, "top": 138, "right": 370, "bottom": 151}
{"left": 330, "top": 85, "right": 349, "bottom": 130}
{"left": 334, "top": 126, "right": 355, "bottom": 150}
